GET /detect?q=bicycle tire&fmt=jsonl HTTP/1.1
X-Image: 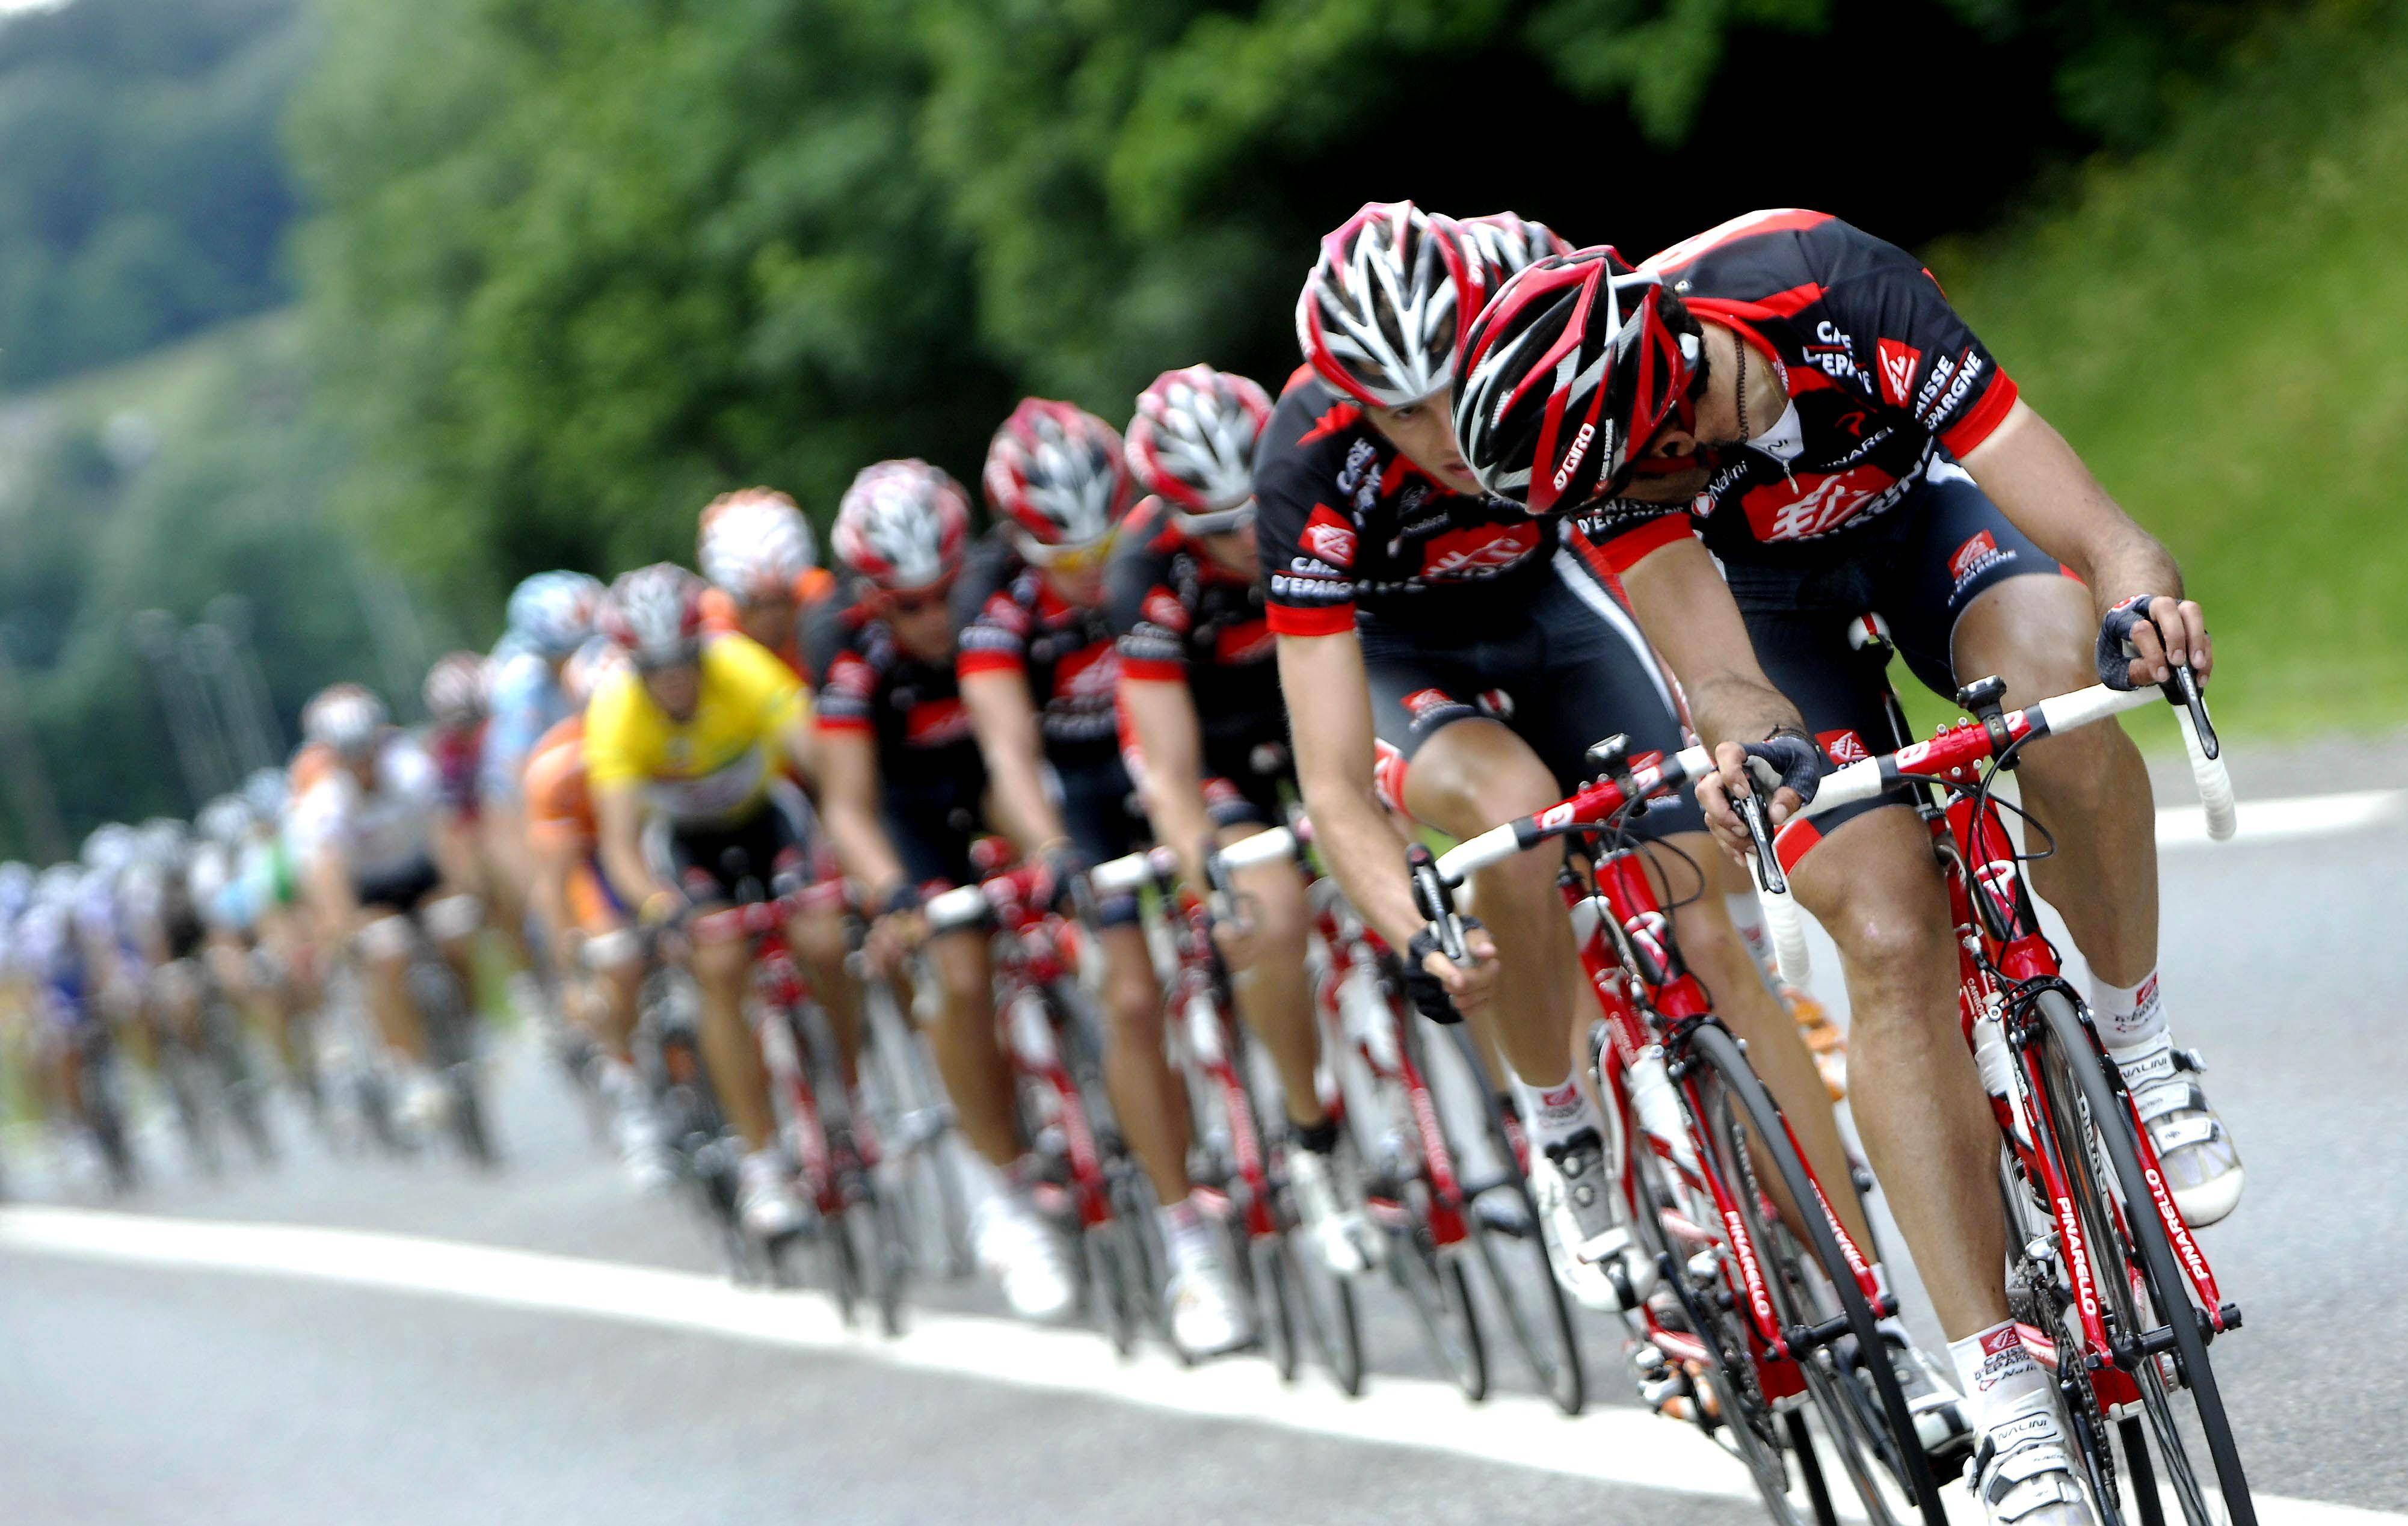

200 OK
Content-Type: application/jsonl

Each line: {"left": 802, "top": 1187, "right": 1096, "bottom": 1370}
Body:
{"left": 1382, "top": 1014, "right": 1488, "bottom": 1401}
{"left": 1688, "top": 1019, "right": 1948, "bottom": 1526}
{"left": 1254, "top": 1234, "right": 1301, "bottom": 1381}
{"left": 2031, "top": 990, "right": 2254, "bottom": 1526}
{"left": 1439, "top": 1024, "right": 1586, "bottom": 1415}
{"left": 864, "top": 979, "right": 974, "bottom": 1281}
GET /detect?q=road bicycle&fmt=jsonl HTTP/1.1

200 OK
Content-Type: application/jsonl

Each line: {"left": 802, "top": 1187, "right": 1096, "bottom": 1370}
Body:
{"left": 1756, "top": 627, "right": 2252, "bottom": 1526}
{"left": 1418, "top": 739, "right": 1947, "bottom": 1526}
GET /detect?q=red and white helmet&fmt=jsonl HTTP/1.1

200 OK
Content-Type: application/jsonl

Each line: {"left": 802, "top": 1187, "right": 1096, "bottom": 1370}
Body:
{"left": 1295, "top": 201, "right": 1487, "bottom": 409}
{"left": 598, "top": 564, "right": 707, "bottom": 668}
{"left": 697, "top": 487, "right": 816, "bottom": 604}
{"left": 301, "top": 683, "right": 389, "bottom": 758}
{"left": 982, "top": 399, "right": 1132, "bottom": 555}
{"left": 1126, "top": 365, "right": 1272, "bottom": 531}
{"left": 420, "top": 651, "right": 489, "bottom": 728}
{"left": 1452, "top": 247, "right": 1706, "bottom": 517}
{"left": 1458, "top": 211, "right": 1572, "bottom": 288}
{"left": 833, "top": 460, "right": 973, "bottom": 592}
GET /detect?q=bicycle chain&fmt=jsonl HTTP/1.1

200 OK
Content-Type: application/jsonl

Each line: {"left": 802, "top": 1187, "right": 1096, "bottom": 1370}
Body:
{"left": 2015, "top": 1259, "right": 2119, "bottom": 1513}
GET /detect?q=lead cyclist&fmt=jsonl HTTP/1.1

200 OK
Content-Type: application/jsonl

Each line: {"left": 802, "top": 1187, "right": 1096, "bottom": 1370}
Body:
{"left": 1453, "top": 213, "right": 2244, "bottom": 1526}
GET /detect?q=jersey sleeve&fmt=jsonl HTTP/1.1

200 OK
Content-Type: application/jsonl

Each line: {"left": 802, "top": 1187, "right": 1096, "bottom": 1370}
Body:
{"left": 1254, "top": 412, "right": 1360, "bottom": 639}
{"left": 953, "top": 535, "right": 1032, "bottom": 680}
{"left": 580, "top": 672, "right": 650, "bottom": 792}
{"left": 804, "top": 603, "right": 877, "bottom": 736}
{"left": 1104, "top": 503, "right": 1190, "bottom": 683}
{"left": 1572, "top": 499, "right": 1699, "bottom": 574}
{"left": 1820, "top": 223, "right": 2018, "bottom": 458}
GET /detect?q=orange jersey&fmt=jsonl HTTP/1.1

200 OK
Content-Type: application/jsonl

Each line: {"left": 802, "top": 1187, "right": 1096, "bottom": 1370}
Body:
{"left": 522, "top": 715, "right": 594, "bottom": 845}
{"left": 698, "top": 568, "right": 837, "bottom": 678}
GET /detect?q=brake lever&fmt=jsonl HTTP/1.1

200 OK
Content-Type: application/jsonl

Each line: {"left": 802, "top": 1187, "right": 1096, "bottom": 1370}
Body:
{"left": 1735, "top": 787, "right": 1788, "bottom": 897}
{"left": 2162, "top": 662, "right": 2218, "bottom": 761}
{"left": 1405, "top": 842, "right": 1469, "bottom": 967}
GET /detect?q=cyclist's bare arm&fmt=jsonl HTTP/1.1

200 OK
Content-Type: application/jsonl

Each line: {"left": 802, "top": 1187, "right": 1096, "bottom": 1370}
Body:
{"left": 303, "top": 846, "right": 362, "bottom": 950}
{"left": 1616, "top": 532, "right": 1813, "bottom": 840}
{"left": 593, "top": 782, "right": 673, "bottom": 912}
{"left": 1118, "top": 674, "right": 1218, "bottom": 891}
{"left": 1959, "top": 399, "right": 2209, "bottom": 683}
{"left": 816, "top": 728, "right": 910, "bottom": 908}
{"left": 776, "top": 711, "right": 821, "bottom": 789}
{"left": 1276, "top": 630, "right": 1497, "bottom": 1012}
{"left": 959, "top": 668, "right": 1073, "bottom": 855}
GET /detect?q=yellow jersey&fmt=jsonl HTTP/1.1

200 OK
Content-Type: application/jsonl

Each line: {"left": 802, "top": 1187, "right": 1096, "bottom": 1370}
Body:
{"left": 584, "top": 633, "right": 807, "bottom": 826}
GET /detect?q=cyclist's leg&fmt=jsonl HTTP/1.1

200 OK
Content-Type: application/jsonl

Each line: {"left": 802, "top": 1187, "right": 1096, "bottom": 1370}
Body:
{"left": 1196, "top": 761, "right": 1322, "bottom": 1131}
{"left": 1905, "top": 470, "right": 2237, "bottom": 1222}
{"left": 668, "top": 822, "right": 778, "bottom": 1152}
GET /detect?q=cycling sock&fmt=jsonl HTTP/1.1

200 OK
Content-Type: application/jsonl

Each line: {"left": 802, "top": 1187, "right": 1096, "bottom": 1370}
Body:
{"left": 1948, "top": 1321, "right": 2051, "bottom": 1435}
{"left": 1722, "top": 891, "right": 1776, "bottom": 981}
{"left": 1157, "top": 1196, "right": 1212, "bottom": 1260}
{"left": 1510, "top": 1073, "right": 1600, "bottom": 1157}
{"left": 2090, "top": 967, "right": 2166, "bottom": 1049}
{"left": 1293, "top": 1116, "right": 1340, "bottom": 1155}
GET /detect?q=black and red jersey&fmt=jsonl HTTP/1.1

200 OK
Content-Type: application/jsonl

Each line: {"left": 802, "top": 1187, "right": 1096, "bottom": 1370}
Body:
{"left": 1255, "top": 371, "right": 1560, "bottom": 636}
{"left": 1104, "top": 496, "right": 1283, "bottom": 746}
{"left": 805, "top": 594, "right": 983, "bottom": 790}
{"left": 1581, "top": 209, "right": 2021, "bottom": 570}
{"left": 953, "top": 532, "right": 1121, "bottom": 757}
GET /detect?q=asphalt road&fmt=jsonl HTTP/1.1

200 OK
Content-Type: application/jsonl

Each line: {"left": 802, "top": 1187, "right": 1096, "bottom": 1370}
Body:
{"left": 3, "top": 795, "right": 2404, "bottom": 1525}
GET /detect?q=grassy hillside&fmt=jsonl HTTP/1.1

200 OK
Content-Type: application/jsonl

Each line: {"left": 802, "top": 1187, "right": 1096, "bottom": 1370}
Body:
{"left": 1926, "top": 0, "right": 2408, "bottom": 741}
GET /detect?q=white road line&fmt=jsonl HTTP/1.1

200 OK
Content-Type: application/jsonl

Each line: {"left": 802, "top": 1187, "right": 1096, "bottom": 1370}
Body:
{"left": 3, "top": 1206, "right": 2400, "bottom": 1526}
{"left": 2157, "top": 787, "right": 2407, "bottom": 848}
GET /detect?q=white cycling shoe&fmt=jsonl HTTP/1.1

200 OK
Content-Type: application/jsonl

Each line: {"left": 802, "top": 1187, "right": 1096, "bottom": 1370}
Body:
{"left": 1530, "top": 1127, "right": 1656, "bottom": 1312}
{"left": 1287, "top": 1146, "right": 1378, "bottom": 1276}
{"left": 1969, "top": 1411, "right": 2099, "bottom": 1526}
{"left": 973, "top": 1193, "right": 1078, "bottom": 1323}
{"left": 1163, "top": 1234, "right": 1253, "bottom": 1358}
{"left": 2111, "top": 1033, "right": 2244, "bottom": 1226}
{"left": 737, "top": 1148, "right": 811, "bottom": 1240}
{"left": 397, "top": 1067, "right": 452, "bottom": 1139}
{"left": 1880, "top": 1326, "right": 1976, "bottom": 1471}
{"left": 602, "top": 1065, "right": 673, "bottom": 1194}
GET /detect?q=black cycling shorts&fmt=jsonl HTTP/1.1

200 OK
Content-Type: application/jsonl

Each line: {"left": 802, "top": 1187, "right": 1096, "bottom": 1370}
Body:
{"left": 884, "top": 775, "right": 984, "bottom": 893}
{"left": 1358, "top": 546, "right": 1704, "bottom": 842}
{"left": 1718, "top": 461, "right": 2072, "bottom": 849}
{"left": 667, "top": 798, "right": 810, "bottom": 905}
{"left": 1050, "top": 748, "right": 1147, "bottom": 927}
{"left": 354, "top": 855, "right": 443, "bottom": 915}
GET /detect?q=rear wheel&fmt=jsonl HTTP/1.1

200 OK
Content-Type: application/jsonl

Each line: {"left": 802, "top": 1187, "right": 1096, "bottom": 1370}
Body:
{"left": 2031, "top": 991, "right": 2254, "bottom": 1526}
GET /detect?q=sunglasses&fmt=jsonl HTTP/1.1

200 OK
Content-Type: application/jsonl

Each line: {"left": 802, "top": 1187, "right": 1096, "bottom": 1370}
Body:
{"left": 1013, "top": 529, "right": 1116, "bottom": 575}
{"left": 872, "top": 572, "right": 959, "bottom": 615}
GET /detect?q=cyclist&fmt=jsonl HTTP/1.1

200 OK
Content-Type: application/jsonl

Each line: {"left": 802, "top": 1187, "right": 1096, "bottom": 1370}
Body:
{"left": 422, "top": 650, "right": 492, "bottom": 899}
{"left": 16, "top": 865, "right": 112, "bottom": 1176}
{"left": 1451, "top": 212, "right": 2243, "bottom": 1525}
{"left": 482, "top": 571, "right": 605, "bottom": 1022}
{"left": 698, "top": 486, "right": 836, "bottom": 674}
{"left": 521, "top": 638, "right": 667, "bottom": 1189}
{"left": 289, "top": 683, "right": 484, "bottom": 1135}
{"left": 962, "top": 399, "right": 1249, "bottom": 1355}
{"left": 585, "top": 563, "right": 858, "bottom": 1241}
{"left": 809, "top": 459, "right": 1081, "bottom": 1320}
{"left": 1112, "top": 363, "right": 1375, "bottom": 1276}
{"left": 1268, "top": 201, "right": 1865, "bottom": 1330}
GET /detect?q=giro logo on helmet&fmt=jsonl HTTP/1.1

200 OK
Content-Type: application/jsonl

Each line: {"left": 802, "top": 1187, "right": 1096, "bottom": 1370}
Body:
{"left": 1552, "top": 422, "right": 1598, "bottom": 493}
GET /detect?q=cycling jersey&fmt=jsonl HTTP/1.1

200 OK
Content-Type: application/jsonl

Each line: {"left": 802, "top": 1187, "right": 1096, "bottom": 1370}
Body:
{"left": 1104, "top": 494, "right": 1290, "bottom": 823}
{"left": 1579, "top": 209, "right": 2021, "bottom": 568}
{"left": 807, "top": 594, "right": 988, "bottom": 889}
{"left": 522, "top": 715, "right": 595, "bottom": 846}
{"left": 481, "top": 649, "right": 578, "bottom": 804}
{"left": 955, "top": 533, "right": 1122, "bottom": 759}
{"left": 425, "top": 721, "right": 485, "bottom": 819}
{"left": 288, "top": 734, "right": 443, "bottom": 886}
{"left": 1256, "top": 370, "right": 1562, "bottom": 638}
{"left": 584, "top": 632, "right": 807, "bottom": 828}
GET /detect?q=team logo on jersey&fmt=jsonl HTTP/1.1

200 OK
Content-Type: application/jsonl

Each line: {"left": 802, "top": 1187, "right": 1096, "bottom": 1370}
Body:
{"left": 1420, "top": 521, "right": 1539, "bottom": 577}
{"left": 1755, "top": 469, "right": 1881, "bottom": 541}
{"left": 1876, "top": 339, "right": 1921, "bottom": 409}
{"left": 1816, "top": 728, "right": 1871, "bottom": 766}
{"left": 824, "top": 652, "right": 875, "bottom": 699}
{"left": 1213, "top": 618, "right": 1275, "bottom": 666}
{"left": 1302, "top": 505, "right": 1358, "bottom": 567}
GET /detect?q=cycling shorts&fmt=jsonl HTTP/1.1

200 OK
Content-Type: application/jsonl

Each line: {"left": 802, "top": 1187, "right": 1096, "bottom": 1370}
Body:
{"left": 354, "top": 855, "right": 443, "bottom": 915}
{"left": 1050, "top": 749, "right": 1147, "bottom": 928}
{"left": 1118, "top": 701, "right": 1293, "bottom": 833}
{"left": 1718, "top": 461, "right": 2072, "bottom": 857}
{"left": 666, "top": 795, "right": 810, "bottom": 905}
{"left": 884, "top": 777, "right": 985, "bottom": 894}
{"left": 1358, "top": 546, "right": 1704, "bottom": 842}
{"left": 565, "top": 857, "right": 626, "bottom": 935}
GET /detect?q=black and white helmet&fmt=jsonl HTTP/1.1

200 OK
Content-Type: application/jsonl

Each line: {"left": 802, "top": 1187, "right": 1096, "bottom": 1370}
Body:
{"left": 301, "top": 683, "right": 389, "bottom": 758}
{"left": 599, "top": 564, "right": 707, "bottom": 669}
{"left": 1126, "top": 365, "right": 1273, "bottom": 531}
{"left": 1458, "top": 211, "right": 1573, "bottom": 287}
{"left": 1295, "top": 200, "right": 1486, "bottom": 409}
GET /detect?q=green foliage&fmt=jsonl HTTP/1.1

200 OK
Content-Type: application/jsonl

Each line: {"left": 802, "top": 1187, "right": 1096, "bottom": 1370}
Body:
{"left": 0, "top": 0, "right": 310, "bottom": 387}
{"left": 1926, "top": 0, "right": 2408, "bottom": 737}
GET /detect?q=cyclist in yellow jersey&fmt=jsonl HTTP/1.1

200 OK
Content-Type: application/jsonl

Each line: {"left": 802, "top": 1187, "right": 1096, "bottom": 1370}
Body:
{"left": 586, "top": 564, "right": 862, "bottom": 1241}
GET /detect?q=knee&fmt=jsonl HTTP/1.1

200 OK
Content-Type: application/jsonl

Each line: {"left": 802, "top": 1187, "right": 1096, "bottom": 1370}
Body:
{"left": 690, "top": 937, "right": 747, "bottom": 989}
